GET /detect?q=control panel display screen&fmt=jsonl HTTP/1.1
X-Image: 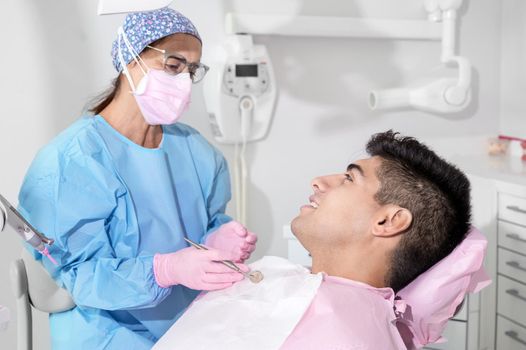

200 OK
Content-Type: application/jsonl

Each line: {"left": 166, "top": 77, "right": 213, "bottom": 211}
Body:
{"left": 235, "top": 64, "right": 258, "bottom": 77}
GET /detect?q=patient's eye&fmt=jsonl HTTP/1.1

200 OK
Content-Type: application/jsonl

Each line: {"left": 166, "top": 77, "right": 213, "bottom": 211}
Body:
{"left": 344, "top": 173, "right": 353, "bottom": 182}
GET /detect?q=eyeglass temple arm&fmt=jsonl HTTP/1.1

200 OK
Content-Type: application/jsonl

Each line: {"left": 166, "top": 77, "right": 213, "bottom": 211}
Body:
{"left": 146, "top": 45, "right": 165, "bottom": 53}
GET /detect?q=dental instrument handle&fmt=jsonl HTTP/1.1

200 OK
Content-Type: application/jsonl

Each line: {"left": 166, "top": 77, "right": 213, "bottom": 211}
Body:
{"left": 183, "top": 237, "right": 263, "bottom": 283}
{"left": 183, "top": 237, "right": 242, "bottom": 270}
{"left": 183, "top": 237, "right": 209, "bottom": 251}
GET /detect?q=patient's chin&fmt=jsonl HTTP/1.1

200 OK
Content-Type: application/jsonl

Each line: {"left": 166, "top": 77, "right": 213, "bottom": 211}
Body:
{"left": 291, "top": 217, "right": 302, "bottom": 238}
{"left": 291, "top": 218, "right": 310, "bottom": 247}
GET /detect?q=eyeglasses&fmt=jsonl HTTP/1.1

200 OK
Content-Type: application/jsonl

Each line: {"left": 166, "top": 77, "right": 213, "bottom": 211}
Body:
{"left": 147, "top": 45, "right": 209, "bottom": 84}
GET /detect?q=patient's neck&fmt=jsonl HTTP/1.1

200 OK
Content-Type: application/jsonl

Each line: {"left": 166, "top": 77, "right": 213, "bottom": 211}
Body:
{"left": 310, "top": 245, "right": 388, "bottom": 289}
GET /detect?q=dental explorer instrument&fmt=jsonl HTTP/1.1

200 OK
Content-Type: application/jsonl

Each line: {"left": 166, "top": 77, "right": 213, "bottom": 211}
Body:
{"left": 183, "top": 237, "right": 264, "bottom": 283}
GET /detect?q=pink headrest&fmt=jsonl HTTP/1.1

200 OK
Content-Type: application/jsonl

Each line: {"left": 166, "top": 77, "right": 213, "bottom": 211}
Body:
{"left": 394, "top": 227, "right": 492, "bottom": 349}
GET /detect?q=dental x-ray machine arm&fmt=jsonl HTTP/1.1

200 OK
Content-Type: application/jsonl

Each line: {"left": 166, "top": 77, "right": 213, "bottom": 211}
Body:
{"left": 432, "top": 0, "right": 471, "bottom": 106}
{"left": 369, "top": 0, "right": 471, "bottom": 113}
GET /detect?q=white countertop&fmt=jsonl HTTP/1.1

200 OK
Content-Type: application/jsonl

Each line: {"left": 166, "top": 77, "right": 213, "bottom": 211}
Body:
{"left": 451, "top": 154, "right": 526, "bottom": 187}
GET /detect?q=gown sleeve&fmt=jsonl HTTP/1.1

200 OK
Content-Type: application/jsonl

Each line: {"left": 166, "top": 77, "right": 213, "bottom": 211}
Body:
{"left": 18, "top": 146, "right": 172, "bottom": 311}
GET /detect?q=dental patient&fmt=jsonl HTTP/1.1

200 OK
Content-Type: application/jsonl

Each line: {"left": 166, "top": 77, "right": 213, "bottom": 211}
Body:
{"left": 153, "top": 131, "right": 480, "bottom": 350}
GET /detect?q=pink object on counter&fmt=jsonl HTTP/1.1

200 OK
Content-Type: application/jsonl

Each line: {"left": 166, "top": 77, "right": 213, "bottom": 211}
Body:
{"left": 281, "top": 275, "right": 407, "bottom": 350}
{"left": 487, "top": 138, "right": 508, "bottom": 156}
{"left": 498, "top": 135, "right": 526, "bottom": 142}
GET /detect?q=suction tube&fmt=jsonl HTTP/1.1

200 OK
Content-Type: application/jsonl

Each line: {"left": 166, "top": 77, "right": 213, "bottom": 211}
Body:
{"left": 369, "top": 88, "right": 410, "bottom": 110}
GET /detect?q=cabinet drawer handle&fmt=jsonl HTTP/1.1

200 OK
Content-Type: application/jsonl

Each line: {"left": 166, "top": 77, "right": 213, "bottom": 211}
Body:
{"left": 505, "top": 330, "right": 526, "bottom": 346}
{"left": 506, "top": 289, "right": 526, "bottom": 303}
{"left": 506, "top": 233, "right": 526, "bottom": 243}
{"left": 507, "top": 261, "right": 526, "bottom": 273}
{"left": 506, "top": 205, "right": 526, "bottom": 214}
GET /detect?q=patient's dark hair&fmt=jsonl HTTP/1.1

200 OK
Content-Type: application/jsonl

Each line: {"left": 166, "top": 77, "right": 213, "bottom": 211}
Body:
{"left": 366, "top": 130, "right": 471, "bottom": 293}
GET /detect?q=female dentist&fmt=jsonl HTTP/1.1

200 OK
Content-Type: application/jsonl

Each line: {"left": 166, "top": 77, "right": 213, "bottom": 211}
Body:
{"left": 17, "top": 7, "right": 257, "bottom": 349}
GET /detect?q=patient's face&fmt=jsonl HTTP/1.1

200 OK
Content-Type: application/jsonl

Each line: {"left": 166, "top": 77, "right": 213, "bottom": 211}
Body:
{"left": 291, "top": 156, "right": 382, "bottom": 252}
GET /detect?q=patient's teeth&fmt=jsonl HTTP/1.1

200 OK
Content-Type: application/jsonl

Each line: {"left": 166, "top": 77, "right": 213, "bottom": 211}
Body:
{"left": 310, "top": 202, "right": 318, "bottom": 209}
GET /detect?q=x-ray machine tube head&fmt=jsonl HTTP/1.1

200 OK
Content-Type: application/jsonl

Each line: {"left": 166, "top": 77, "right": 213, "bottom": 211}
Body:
{"left": 203, "top": 34, "right": 277, "bottom": 144}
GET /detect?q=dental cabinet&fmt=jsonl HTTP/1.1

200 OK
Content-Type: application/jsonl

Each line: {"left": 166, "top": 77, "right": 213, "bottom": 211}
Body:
{"left": 425, "top": 154, "right": 526, "bottom": 349}
{"left": 284, "top": 155, "right": 526, "bottom": 350}
{"left": 454, "top": 155, "right": 526, "bottom": 350}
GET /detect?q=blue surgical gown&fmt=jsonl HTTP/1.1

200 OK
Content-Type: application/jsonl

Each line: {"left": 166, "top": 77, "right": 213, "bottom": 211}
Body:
{"left": 18, "top": 115, "right": 232, "bottom": 349}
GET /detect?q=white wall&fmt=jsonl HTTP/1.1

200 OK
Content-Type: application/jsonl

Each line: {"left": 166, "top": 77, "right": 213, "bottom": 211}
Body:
{"left": 193, "top": 0, "right": 502, "bottom": 258}
{"left": 0, "top": 0, "right": 502, "bottom": 349}
{"left": 0, "top": 1, "right": 123, "bottom": 348}
{"left": 499, "top": 0, "right": 526, "bottom": 139}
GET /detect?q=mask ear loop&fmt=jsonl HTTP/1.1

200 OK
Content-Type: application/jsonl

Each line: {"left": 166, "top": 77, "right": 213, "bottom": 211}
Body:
{"left": 117, "top": 26, "right": 150, "bottom": 92}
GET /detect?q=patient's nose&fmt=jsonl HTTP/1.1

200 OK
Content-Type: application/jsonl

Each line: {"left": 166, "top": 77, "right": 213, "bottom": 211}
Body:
{"left": 311, "top": 174, "right": 340, "bottom": 192}
{"left": 311, "top": 176, "right": 324, "bottom": 193}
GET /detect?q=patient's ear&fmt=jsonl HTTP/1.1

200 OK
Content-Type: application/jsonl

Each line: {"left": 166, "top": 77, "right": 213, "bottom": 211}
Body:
{"left": 372, "top": 205, "right": 412, "bottom": 237}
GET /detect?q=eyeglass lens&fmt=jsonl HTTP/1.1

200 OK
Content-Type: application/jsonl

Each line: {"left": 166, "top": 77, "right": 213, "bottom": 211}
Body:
{"left": 164, "top": 56, "right": 207, "bottom": 83}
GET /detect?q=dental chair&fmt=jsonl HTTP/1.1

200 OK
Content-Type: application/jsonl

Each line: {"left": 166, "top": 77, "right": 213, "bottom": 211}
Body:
{"left": 285, "top": 225, "right": 491, "bottom": 349}
{"left": 10, "top": 248, "right": 75, "bottom": 350}
{"left": 394, "top": 227, "right": 491, "bottom": 349}
{"left": 11, "top": 227, "right": 490, "bottom": 350}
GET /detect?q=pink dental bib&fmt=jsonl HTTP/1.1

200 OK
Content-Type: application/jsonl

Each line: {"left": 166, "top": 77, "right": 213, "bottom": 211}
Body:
{"left": 281, "top": 275, "right": 407, "bottom": 350}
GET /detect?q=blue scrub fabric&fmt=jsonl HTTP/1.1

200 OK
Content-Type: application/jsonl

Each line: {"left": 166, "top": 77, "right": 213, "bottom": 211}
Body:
{"left": 18, "top": 115, "right": 232, "bottom": 349}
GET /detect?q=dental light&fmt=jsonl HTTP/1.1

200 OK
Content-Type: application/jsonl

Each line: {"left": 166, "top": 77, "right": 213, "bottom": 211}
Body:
{"left": 97, "top": 0, "right": 173, "bottom": 15}
{"left": 369, "top": 0, "right": 471, "bottom": 113}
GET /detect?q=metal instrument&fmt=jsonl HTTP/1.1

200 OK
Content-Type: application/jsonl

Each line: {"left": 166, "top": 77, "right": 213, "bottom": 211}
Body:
{"left": 183, "top": 237, "right": 263, "bottom": 284}
{"left": 0, "top": 194, "right": 54, "bottom": 249}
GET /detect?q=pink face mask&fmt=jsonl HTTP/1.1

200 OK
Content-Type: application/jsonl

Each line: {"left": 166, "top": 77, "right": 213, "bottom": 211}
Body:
{"left": 117, "top": 27, "right": 192, "bottom": 125}
{"left": 133, "top": 70, "right": 192, "bottom": 125}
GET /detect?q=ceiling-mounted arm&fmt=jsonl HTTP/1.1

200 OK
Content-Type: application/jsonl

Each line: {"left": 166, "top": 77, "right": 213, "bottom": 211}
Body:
{"left": 444, "top": 55, "right": 471, "bottom": 106}
{"left": 425, "top": 0, "right": 464, "bottom": 61}
{"left": 369, "top": 0, "right": 471, "bottom": 113}
{"left": 425, "top": 0, "right": 471, "bottom": 106}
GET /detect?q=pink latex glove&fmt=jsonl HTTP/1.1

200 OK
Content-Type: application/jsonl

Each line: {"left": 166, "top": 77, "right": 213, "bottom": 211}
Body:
{"left": 153, "top": 247, "right": 250, "bottom": 290}
{"left": 205, "top": 221, "right": 257, "bottom": 263}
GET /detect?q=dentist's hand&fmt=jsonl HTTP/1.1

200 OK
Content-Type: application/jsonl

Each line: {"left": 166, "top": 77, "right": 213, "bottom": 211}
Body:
{"left": 153, "top": 247, "right": 249, "bottom": 290}
{"left": 205, "top": 221, "right": 257, "bottom": 263}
